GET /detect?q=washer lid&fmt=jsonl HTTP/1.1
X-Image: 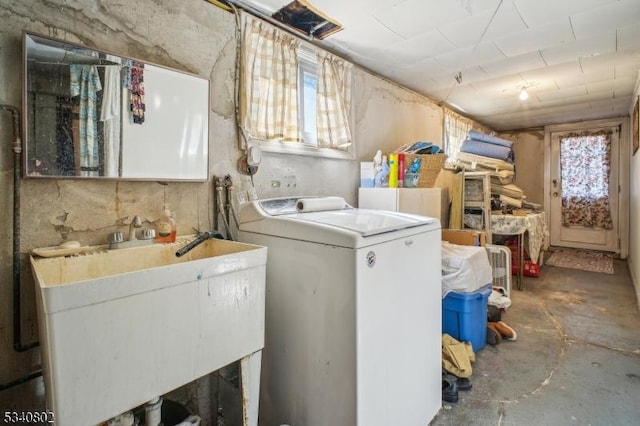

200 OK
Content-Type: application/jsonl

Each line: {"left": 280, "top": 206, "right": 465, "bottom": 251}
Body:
{"left": 292, "top": 208, "right": 434, "bottom": 237}
{"left": 239, "top": 198, "right": 440, "bottom": 247}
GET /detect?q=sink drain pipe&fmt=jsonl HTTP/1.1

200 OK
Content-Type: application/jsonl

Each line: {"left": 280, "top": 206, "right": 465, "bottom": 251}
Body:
{"left": 0, "top": 104, "right": 42, "bottom": 391}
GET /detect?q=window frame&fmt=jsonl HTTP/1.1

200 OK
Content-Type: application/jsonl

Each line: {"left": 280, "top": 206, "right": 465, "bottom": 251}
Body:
{"left": 248, "top": 43, "right": 355, "bottom": 160}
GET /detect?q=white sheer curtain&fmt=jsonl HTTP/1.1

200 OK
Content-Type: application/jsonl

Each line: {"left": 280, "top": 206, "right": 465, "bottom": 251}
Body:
{"left": 444, "top": 108, "right": 472, "bottom": 160}
{"left": 240, "top": 15, "right": 301, "bottom": 142}
{"left": 316, "top": 51, "right": 352, "bottom": 149}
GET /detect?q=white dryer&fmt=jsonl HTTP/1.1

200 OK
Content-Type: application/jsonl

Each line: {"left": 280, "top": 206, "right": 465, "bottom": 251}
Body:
{"left": 238, "top": 197, "right": 442, "bottom": 426}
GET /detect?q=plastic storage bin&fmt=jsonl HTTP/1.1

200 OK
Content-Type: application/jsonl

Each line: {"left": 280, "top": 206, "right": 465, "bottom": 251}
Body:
{"left": 442, "top": 284, "right": 492, "bottom": 352}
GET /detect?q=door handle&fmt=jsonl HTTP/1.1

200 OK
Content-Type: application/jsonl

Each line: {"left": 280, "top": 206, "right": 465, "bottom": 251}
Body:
{"left": 553, "top": 192, "right": 559, "bottom": 197}
{"left": 552, "top": 179, "right": 558, "bottom": 187}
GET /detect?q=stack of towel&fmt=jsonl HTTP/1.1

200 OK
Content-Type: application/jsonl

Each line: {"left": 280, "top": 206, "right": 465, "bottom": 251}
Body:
{"left": 455, "top": 131, "right": 528, "bottom": 209}
{"left": 491, "top": 183, "right": 524, "bottom": 208}
{"left": 460, "top": 130, "right": 515, "bottom": 163}
{"left": 456, "top": 152, "right": 515, "bottom": 185}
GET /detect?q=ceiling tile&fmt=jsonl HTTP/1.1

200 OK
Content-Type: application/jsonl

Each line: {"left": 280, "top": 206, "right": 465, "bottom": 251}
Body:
{"left": 571, "top": 0, "right": 640, "bottom": 40}
{"left": 329, "top": 15, "right": 405, "bottom": 47}
{"left": 480, "top": 51, "right": 547, "bottom": 78}
{"left": 372, "top": 0, "right": 474, "bottom": 39}
{"left": 540, "top": 31, "right": 616, "bottom": 65}
{"left": 513, "top": 0, "right": 617, "bottom": 28}
{"left": 521, "top": 61, "right": 582, "bottom": 87}
{"left": 534, "top": 85, "right": 588, "bottom": 101}
{"left": 438, "top": 1, "right": 522, "bottom": 48}
{"left": 579, "top": 55, "right": 616, "bottom": 79}
{"left": 392, "top": 30, "right": 457, "bottom": 61}
{"left": 476, "top": 1, "right": 529, "bottom": 42}
{"left": 615, "top": 58, "right": 640, "bottom": 79}
{"left": 494, "top": 20, "right": 574, "bottom": 57}
{"left": 617, "top": 23, "right": 640, "bottom": 52}
{"left": 434, "top": 41, "right": 505, "bottom": 71}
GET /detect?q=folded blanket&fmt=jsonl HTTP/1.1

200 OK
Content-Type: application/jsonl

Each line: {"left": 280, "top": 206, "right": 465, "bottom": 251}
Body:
{"left": 491, "top": 183, "right": 524, "bottom": 199}
{"left": 461, "top": 139, "right": 513, "bottom": 162}
{"left": 522, "top": 200, "right": 543, "bottom": 211}
{"left": 456, "top": 152, "right": 515, "bottom": 172}
{"left": 490, "top": 171, "right": 515, "bottom": 185}
{"left": 500, "top": 194, "right": 523, "bottom": 208}
{"left": 456, "top": 157, "right": 514, "bottom": 184}
{"left": 468, "top": 130, "right": 514, "bottom": 148}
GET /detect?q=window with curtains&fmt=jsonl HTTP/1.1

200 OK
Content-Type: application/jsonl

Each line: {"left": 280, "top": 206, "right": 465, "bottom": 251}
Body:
{"left": 240, "top": 14, "right": 353, "bottom": 158}
{"left": 443, "top": 109, "right": 472, "bottom": 160}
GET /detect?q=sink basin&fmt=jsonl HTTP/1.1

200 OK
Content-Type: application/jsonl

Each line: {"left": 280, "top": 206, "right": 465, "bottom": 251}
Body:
{"left": 31, "top": 237, "right": 267, "bottom": 426}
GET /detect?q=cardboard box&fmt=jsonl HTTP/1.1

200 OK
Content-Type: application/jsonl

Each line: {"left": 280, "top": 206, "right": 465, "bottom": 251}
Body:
{"left": 442, "top": 229, "right": 486, "bottom": 247}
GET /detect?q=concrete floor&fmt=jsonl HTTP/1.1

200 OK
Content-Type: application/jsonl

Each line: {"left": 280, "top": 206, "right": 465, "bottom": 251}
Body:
{"left": 431, "top": 257, "right": 640, "bottom": 426}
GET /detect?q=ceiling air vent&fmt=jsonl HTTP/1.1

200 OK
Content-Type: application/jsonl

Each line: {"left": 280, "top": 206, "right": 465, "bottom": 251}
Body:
{"left": 272, "top": 0, "right": 342, "bottom": 40}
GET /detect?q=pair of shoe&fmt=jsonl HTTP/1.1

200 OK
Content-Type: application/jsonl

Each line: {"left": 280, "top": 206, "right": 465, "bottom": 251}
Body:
{"left": 486, "top": 321, "right": 517, "bottom": 345}
{"left": 442, "top": 372, "right": 472, "bottom": 403}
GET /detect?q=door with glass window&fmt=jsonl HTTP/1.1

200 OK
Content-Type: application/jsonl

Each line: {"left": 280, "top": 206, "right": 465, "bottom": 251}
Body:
{"left": 549, "top": 127, "right": 619, "bottom": 252}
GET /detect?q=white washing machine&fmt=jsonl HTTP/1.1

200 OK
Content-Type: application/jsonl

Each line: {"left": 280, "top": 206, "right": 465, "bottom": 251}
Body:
{"left": 238, "top": 197, "right": 442, "bottom": 426}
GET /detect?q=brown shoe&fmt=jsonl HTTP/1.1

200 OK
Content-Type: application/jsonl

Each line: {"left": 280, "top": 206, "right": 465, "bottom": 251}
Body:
{"left": 487, "top": 323, "right": 503, "bottom": 345}
{"left": 493, "top": 321, "right": 517, "bottom": 341}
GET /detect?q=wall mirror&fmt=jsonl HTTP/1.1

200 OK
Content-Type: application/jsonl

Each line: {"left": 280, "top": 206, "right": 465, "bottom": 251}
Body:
{"left": 23, "top": 32, "right": 210, "bottom": 181}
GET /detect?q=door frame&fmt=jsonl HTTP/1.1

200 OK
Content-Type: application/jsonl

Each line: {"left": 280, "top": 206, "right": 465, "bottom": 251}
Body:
{"left": 544, "top": 117, "right": 630, "bottom": 258}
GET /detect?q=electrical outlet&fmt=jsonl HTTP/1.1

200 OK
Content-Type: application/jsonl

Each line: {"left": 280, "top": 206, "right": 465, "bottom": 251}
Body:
{"left": 283, "top": 175, "right": 297, "bottom": 188}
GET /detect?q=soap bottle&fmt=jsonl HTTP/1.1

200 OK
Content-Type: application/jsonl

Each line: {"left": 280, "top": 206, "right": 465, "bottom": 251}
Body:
{"left": 374, "top": 155, "right": 390, "bottom": 187}
{"left": 155, "top": 209, "right": 176, "bottom": 243}
{"left": 388, "top": 154, "right": 398, "bottom": 188}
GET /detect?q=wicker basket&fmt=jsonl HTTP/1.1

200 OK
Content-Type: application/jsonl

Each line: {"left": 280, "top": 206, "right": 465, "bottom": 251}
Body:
{"left": 402, "top": 153, "right": 447, "bottom": 188}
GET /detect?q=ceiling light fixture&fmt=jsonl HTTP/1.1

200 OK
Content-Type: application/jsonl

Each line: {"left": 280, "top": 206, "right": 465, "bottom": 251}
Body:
{"left": 519, "top": 87, "right": 529, "bottom": 101}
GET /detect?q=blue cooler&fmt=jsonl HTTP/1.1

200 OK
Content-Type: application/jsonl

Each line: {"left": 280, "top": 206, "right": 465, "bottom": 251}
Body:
{"left": 442, "top": 284, "right": 492, "bottom": 352}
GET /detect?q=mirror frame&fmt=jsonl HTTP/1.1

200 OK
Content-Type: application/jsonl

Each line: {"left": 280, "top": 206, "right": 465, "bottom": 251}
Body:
{"left": 22, "top": 31, "right": 210, "bottom": 182}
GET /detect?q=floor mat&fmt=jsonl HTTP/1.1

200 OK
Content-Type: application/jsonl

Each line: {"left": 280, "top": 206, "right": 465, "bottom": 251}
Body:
{"left": 546, "top": 248, "right": 614, "bottom": 274}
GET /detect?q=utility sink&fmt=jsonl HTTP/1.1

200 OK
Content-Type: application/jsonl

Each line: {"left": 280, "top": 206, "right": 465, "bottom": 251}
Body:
{"left": 31, "top": 237, "right": 267, "bottom": 426}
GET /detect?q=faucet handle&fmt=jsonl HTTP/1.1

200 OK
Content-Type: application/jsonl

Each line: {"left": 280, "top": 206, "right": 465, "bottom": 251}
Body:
{"left": 109, "top": 232, "right": 124, "bottom": 244}
{"left": 141, "top": 229, "right": 156, "bottom": 240}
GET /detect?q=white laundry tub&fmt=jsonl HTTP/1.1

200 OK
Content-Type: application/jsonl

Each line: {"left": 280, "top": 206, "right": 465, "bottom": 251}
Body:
{"left": 31, "top": 237, "right": 266, "bottom": 426}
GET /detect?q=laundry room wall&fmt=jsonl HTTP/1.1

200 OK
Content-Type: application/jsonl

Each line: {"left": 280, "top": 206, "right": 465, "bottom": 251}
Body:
{"left": 628, "top": 78, "right": 640, "bottom": 307}
{"left": 499, "top": 129, "right": 545, "bottom": 205}
{"left": 0, "top": 0, "right": 489, "bottom": 420}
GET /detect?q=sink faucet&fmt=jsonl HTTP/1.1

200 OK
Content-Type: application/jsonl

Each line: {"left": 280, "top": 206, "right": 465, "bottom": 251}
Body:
{"left": 108, "top": 215, "right": 155, "bottom": 250}
{"left": 175, "top": 231, "right": 224, "bottom": 257}
{"left": 129, "top": 215, "right": 143, "bottom": 241}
